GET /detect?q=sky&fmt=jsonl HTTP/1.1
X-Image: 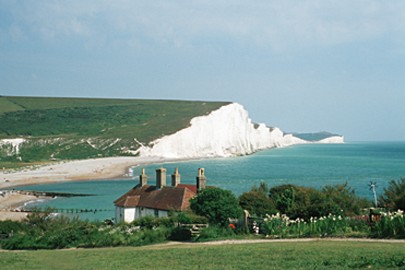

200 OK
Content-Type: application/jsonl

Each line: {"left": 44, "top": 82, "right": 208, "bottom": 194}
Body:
{"left": 1, "top": 1, "right": 404, "bottom": 141}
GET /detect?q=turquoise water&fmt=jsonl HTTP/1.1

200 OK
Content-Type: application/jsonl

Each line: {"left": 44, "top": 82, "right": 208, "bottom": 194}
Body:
{"left": 19, "top": 142, "right": 405, "bottom": 221}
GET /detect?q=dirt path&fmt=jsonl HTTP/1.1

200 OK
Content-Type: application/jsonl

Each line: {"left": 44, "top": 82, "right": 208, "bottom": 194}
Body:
{"left": 143, "top": 238, "right": 405, "bottom": 250}
{"left": 0, "top": 238, "right": 403, "bottom": 253}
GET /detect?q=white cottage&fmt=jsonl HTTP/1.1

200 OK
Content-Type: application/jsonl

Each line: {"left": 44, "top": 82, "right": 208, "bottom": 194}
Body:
{"left": 114, "top": 167, "right": 206, "bottom": 223}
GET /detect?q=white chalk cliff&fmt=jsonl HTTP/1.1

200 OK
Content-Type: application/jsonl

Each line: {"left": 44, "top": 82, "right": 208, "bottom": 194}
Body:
{"left": 139, "top": 103, "right": 343, "bottom": 159}
{"left": 0, "top": 138, "right": 25, "bottom": 156}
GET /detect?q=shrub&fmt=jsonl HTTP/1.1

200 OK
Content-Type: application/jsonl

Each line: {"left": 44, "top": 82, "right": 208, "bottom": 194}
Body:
{"left": 268, "top": 184, "right": 371, "bottom": 220}
{"left": 322, "top": 183, "right": 371, "bottom": 216}
{"left": 169, "top": 227, "right": 192, "bottom": 241}
{"left": 197, "top": 226, "right": 236, "bottom": 241}
{"left": 190, "top": 187, "right": 243, "bottom": 227}
{"left": 0, "top": 220, "right": 26, "bottom": 235}
{"left": 239, "top": 182, "right": 276, "bottom": 217}
{"left": 269, "top": 185, "right": 332, "bottom": 219}
{"left": 173, "top": 211, "right": 208, "bottom": 225}
{"left": 126, "top": 227, "right": 171, "bottom": 246}
{"left": 131, "top": 216, "right": 172, "bottom": 229}
{"left": 379, "top": 178, "right": 405, "bottom": 211}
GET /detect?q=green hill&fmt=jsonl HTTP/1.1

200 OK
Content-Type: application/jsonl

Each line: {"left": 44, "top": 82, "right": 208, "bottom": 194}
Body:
{"left": 0, "top": 96, "right": 229, "bottom": 165}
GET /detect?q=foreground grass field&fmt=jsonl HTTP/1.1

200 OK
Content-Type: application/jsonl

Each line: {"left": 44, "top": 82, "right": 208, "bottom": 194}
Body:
{"left": 0, "top": 240, "right": 404, "bottom": 269}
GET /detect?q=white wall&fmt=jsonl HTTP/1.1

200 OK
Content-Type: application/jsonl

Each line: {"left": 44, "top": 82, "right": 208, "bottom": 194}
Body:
{"left": 117, "top": 206, "right": 169, "bottom": 223}
{"left": 124, "top": 208, "right": 136, "bottom": 223}
{"left": 115, "top": 206, "right": 137, "bottom": 223}
{"left": 139, "top": 207, "right": 168, "bottom": 218}
{"left": 115, "top": 207, "right": 124, "bottom": 223}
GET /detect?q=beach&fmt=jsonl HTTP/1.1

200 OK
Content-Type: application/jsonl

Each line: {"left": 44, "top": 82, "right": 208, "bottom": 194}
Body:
{"left": 0, "top": 156, "right": 180, "bottom": 221}
{"left": 0, "top": 156, "right": 182, "bottom": 189}
{"left": 0, "top": 191, "right": 48, "bottom": 221}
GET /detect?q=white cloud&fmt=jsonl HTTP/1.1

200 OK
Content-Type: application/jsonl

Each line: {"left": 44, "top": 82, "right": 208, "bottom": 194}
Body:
{"left": 2, "top": 0, "right": 405, "bottom": 52}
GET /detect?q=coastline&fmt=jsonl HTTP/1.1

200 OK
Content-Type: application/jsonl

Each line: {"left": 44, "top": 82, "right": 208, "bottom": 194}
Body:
{"left": 0, "top": 156, "right": 186, "bottom": 190}
{"left": 0, "top": 191, "right": 49, "bottom": 221}
{"left": 0, "top": 142, "right": 345, "bottom": 221}
{"left": 0, "top": 156, "right": 191, "bottom": 221}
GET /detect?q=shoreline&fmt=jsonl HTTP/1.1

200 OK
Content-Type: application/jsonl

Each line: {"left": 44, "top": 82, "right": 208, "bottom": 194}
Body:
{"left": 0, "top": 156, "right": 196, "bottom": 190}
{"left": 0, "top": 191, "right": 50, "bottom": 221}
{"left": 0, "top": 156, "right": 194, "bottom": 221}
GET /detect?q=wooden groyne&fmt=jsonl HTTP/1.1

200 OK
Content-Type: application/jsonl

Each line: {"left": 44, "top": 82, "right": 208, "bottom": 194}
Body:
{"left": 23, "top": 208, "right": 113, "bottom": 214}
{"left": 1, "top": 189, "right": 94, "bottom": 198}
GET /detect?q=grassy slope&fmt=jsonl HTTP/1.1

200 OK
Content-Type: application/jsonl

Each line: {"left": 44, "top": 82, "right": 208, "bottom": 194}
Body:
{"left": 0, "top": 241, "right": 404, "bottom": 269}
{"left": 0, "top": 97, "right": 24, "bottom": 115}
{"left": 0, "top": 96, "right": 229, "bottom": 164}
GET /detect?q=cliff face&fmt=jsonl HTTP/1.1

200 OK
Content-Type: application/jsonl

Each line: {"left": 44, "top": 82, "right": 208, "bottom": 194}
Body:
{"left": 0, "top": 138, "right": 25, "bottom": 157}
{"left": 139, "top": 103, "right": 320, "bottom": 159}
{"left": 0, "top": 101, "right": 344, "bottom": 162}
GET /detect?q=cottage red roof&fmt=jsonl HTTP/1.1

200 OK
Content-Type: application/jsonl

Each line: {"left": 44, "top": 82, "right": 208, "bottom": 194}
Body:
{"left": 114, "top": 184, "right": 197, "bottom": 211}
{"left": 177, "top": 184, "right": 197, "bottom": 194}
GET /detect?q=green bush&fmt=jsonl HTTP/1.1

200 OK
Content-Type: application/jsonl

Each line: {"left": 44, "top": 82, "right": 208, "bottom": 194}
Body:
{"left": 379, "top": 178, "right": 405, "bottom": 211}
{"left": 131, "top": 216, "right": 175, "bottom": 229}
{"left": 190, "top": 187, "right": 243, "bottom": 227}
{"left": 169, "top": 227, "right": 192, "bottom": 241}
{"left": 239, "top": 182, "right": 276, "bottom": 217}
{"left": 197, "top": 226, "right": 236, "bottom": 241}
{"left": 0, "top": 220, "right": 26, "bottom": 235}
{"left": 172, "top": 212, "right": 208, "bottom": 225}
{"left": 127, "top": 227, "right": 171, "bottom": 246}
{"left": 268, "top": 184, "right": 371, "bottom": 220}
{"left": 322, "top": 183, "right": 371, "bottom": 216}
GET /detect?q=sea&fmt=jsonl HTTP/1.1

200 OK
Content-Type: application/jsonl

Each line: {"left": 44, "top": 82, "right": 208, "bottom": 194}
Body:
{"left": 18, "top": 142, "right": 405, "bottom": 221}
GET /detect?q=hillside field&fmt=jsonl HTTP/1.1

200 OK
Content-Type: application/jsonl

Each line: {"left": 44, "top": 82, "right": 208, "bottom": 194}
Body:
{"left": 0, "top": 96, "right": 228, "bottom": 167}
{"left": 0, "top": 240, "right": 404, "bottom": 269}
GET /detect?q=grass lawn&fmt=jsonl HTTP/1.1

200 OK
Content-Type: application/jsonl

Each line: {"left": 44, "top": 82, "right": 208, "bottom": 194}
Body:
{"left": 0, "top": 240, "right": 404, "bottom": 269}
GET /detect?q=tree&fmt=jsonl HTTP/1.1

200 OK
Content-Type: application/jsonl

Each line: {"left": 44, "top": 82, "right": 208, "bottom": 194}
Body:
{"left": 268, "top": 184, "right": 369, "bottom": 219}
{"left": 268, "top": 185, "right": 297, "bottom": 215}
{"left": 379, "top": 178, "right": 405, "bottom": 211}
{"left": 190, "top": 187, "right": 243, "bottom": 226}
{"left": 239, "top": 181, "right": 276, "bottom": 217}
{"left": 322, "top": 183, "right": 370, "bottom": 216}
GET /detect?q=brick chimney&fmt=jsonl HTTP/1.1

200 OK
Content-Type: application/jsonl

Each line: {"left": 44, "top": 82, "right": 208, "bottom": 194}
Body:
{"left": 196, "top": 168, "right": 206, "bottom": 192}
{"left": 171, "top": 167, "right": 181, "bottom": 187}
{"left": 156, "top": 168, "right": 166, "bottom": 189}
{"left": 139, "top": 168, "right": 148, "bottom": 187}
